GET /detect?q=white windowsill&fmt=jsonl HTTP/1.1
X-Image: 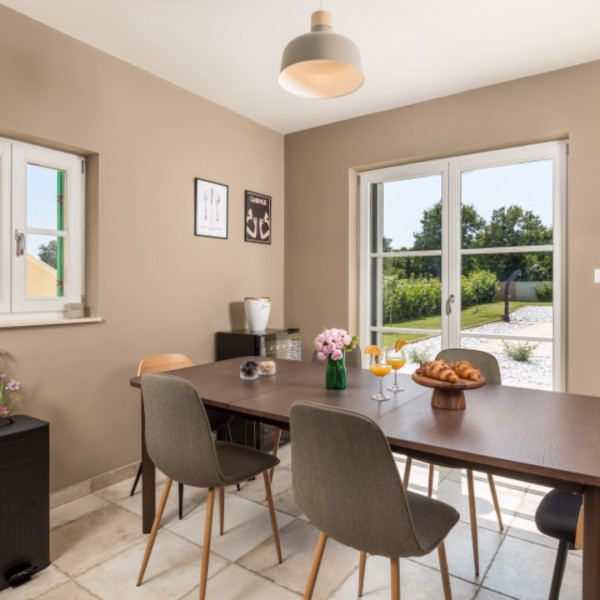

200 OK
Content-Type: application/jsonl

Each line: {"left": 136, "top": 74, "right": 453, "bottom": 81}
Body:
{"left": 0, "top": 316, "right": 103, "bottom": 329}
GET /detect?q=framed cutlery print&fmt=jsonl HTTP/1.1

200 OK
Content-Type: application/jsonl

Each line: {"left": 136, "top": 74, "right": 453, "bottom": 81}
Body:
{"left": 244, "top": 190, "right": 271, "bottom": 244}
{"left": 194, "top": 177, "right": 228, "bottom": 239}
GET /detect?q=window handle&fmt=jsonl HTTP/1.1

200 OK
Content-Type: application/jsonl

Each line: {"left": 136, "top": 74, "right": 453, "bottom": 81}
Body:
{"left": 15, "top": 230, "right": 25, "bottom": 256}
{"left": 445, "top": 294, "right": 455, "bottom": 315}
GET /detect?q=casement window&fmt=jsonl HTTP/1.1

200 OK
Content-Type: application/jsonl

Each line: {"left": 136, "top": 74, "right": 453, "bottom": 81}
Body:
{"left": 0, "top": 137, "right": 85, "bottom": 321}
{"left": 360, "top": 141, "right": 566, "bottom": 391}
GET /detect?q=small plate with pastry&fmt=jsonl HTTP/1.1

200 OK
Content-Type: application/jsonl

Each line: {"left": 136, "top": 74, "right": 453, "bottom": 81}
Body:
{"left": 411, "top": 359, "right": 486, "bottom": 410}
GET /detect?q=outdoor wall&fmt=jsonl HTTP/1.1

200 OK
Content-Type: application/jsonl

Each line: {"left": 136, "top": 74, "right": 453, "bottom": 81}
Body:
{"left": 284, "top": 60, "right": 600, "bottom": 397}
{"left": 0, "top": 6, "right": 284, "bottom": 490}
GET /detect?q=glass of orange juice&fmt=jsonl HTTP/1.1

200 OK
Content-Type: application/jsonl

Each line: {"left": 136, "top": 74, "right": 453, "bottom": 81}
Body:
{"left": 369, "top": 349, "right": 392, "bottom": 401}
{"left": 386, "top": 343, "right": 407, "bottom": 392}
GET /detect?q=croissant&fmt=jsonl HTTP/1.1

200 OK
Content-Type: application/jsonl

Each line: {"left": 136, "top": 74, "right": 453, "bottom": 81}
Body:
{"left": 449, "top": 360, "right": 481, "bottom": 381}
{"left": 417, "top": 360, "right": 459, "bottom": 383}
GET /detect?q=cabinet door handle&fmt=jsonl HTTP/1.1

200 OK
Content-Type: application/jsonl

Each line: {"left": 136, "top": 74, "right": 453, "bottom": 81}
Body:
{"left": 15, "top": 230, "right": 25, "bottom": 256}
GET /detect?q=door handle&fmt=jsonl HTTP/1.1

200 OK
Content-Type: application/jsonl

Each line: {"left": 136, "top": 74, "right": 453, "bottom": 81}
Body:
{"left": 15, "top": 230, "right": 25, "bottom": 256}
{"left": 445, "top": 294, "right": 455, "bottom": 315}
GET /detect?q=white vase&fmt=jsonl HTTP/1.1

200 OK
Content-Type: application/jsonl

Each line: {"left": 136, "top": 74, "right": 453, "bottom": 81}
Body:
{"left": 244, "top": 297, "right": 271, "bottom": 333}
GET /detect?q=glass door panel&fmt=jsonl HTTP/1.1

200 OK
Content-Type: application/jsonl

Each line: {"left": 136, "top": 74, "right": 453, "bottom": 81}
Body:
{"left": 458, "top": 160, "right": 555, "bottom": 390}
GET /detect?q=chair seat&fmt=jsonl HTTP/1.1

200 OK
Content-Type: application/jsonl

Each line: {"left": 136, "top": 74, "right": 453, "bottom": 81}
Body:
{"left": 407, "top": 490, "right": 460, "bottom": 554}
{"left": 216, "top": 441, "right": 280, "bottom": 484}
{"left": 535, "top": 489, "right": 582, "bottom": 545}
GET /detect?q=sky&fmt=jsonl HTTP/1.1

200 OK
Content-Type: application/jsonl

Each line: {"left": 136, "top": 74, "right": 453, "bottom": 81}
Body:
{"left": 383, "top": 159, "right": 554, "bottom": 250}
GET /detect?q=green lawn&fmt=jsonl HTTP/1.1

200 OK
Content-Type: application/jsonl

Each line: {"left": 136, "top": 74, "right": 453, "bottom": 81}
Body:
{"left": 382, "top": 301, "right": 552, "bottom": 346}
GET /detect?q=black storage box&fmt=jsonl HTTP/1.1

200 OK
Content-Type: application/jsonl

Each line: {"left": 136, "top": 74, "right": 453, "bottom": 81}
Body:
{"left": 0, "top": 415, "right": 50, "bottom": 591}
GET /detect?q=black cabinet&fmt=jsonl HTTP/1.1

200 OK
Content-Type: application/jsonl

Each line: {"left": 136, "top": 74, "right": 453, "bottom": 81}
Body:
{"left": 0, "top": 415, "right": 49, "bottom": 591}
{"left": 215, "top": 328, "right": 301, "bottom": 450}
{"left": 215, "top": 328, "right": 301, "bottom": 361}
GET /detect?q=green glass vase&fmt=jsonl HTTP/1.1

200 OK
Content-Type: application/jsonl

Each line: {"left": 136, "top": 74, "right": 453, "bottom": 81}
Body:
{"left": 326, "top": 352, "right": 347, "bottom": 389}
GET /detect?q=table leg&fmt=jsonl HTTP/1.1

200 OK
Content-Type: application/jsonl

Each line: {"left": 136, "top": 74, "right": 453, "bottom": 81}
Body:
{"left": 141, "top": 402, "right": 156, "bottom": 533}
{"left": 583, "top": 486, "right": 600, "bottom": 599}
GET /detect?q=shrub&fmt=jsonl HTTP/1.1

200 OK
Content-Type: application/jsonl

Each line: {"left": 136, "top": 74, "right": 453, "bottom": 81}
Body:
{"left": 407, "top": 347, "right": 431, "bottom": 364}
{"left": 535, "top": 282, "right": 553, "bottom": 302}
{"left": 503, "top": 340, "right": 538, "bottom": 362}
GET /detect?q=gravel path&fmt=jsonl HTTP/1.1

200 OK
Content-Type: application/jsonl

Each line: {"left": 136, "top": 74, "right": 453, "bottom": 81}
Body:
{"left": 403, "top": 306, "right": 553, "bottom": 389}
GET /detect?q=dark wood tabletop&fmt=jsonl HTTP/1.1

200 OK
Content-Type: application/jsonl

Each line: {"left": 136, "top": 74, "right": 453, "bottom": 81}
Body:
{"left": 131, "top": 357, "right": 600, "bottom": 599}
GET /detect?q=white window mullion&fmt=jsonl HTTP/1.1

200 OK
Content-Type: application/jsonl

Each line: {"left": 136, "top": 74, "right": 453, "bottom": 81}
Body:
{"left": 0, "top": 141, "right": 11, "bottom": 313}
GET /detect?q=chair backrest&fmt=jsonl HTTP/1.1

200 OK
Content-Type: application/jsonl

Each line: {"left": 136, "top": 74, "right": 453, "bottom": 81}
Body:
{"left": 140, "top": 372, "right": 226, "bottom": 489}
{"left": 436, "top": 348, "right": 501, "bottom": 385}
{"left": 290, "top": 401, "right": 428, "bottom": 558}
{"left": 310, "top": 345, "right": 362, "bottom": 368}
{"left": 137, "top": 353, "right": 194, "bottom": 376}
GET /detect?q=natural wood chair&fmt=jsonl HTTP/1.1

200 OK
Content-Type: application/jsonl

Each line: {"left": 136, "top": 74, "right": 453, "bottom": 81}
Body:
{"left": 131, "top": 353, "right": 234, "bottom": 520}
{"left": 535, "top": 490, "right": 583, "bottom": 599}
{"left": 137, "top": 373, "right": 282, "bottom": 600}
{"left": 290, "top": 401, "right": 459, "bottom": 600}
{"left": 403, "top": 348, "right": 504, "bottom": 576}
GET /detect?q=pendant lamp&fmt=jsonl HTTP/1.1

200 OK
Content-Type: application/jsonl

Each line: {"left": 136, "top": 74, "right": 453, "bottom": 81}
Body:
{"left": 279, "top": 10, "right": 364, "bottom": 98}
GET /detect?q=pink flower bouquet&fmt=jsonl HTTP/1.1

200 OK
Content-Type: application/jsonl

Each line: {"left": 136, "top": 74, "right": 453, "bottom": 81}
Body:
{"left": 313, "top": 328, "right": 359, "bottom": 362}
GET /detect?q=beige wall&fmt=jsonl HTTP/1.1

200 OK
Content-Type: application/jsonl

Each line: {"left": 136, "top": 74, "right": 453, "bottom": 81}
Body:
{"left": 284, "top": 61, "right": 600, "bottom": 397}
{"left": 0, "top": 6, "right": 284, "bottom": 490}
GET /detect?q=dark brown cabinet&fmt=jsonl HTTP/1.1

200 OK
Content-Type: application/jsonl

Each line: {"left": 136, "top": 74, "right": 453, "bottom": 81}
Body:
{"left": 0, "top": 415, "right": 49, "bottom": 591}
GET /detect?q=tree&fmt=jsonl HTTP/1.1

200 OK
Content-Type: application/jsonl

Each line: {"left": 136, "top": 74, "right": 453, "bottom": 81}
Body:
{"left": 38, "top": 240, "right": 57, "bottom": 269}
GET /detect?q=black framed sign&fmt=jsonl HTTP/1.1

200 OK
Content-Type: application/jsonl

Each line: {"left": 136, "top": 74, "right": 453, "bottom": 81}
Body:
{"left": 244, "top": 190, "right": 271, "bottom": 244}
{"left": 194, "top": 177, "right": 228, "bottom": 239}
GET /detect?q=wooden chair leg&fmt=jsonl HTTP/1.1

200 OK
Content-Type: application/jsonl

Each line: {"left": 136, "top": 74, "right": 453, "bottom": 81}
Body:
{"left": 466, "top": 469, "right": 480, "bottom": 576}
{"left": 487, "top": 473, "right": 504, "bottom": 530}
{"left": 262, "top": 471, "right": 282, "bottom": 563}
{"left": 437, "top": 541, "right": 452, "bottom": 600}
{"left": 219, "top": 486, "right": 225, "bottom": 535}
{"left": 390, "top": 557, "right": 400, "bottom": 600}
{"left": 358, "top": 551, "right": 367, "bottom": 597}
{"left": 269, "top": 428, "right": 282, "bottom": 483}
{"left": 403, "top": 457, "right": 412, "bottom": 489}
{"left": 303, "top": 532, "right": 327, "bottom": 600}
{"left": 428, "top": 464, "right": 435, "bottom": 497}
{"left": 137, "top": 477, "right": 173, "bottom": 586}
{"left": 199, "top": 488, "right": 215, "bottom": 600}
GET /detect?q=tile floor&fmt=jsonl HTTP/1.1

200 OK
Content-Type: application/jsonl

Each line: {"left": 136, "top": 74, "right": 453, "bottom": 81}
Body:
{"left": 1, "top": 444, "right": 583, "bottom": 600}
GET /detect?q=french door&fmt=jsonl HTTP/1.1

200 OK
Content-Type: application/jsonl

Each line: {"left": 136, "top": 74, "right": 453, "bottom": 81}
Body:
{"left": 359, "top": 141, "right": 566, "bottom": 390}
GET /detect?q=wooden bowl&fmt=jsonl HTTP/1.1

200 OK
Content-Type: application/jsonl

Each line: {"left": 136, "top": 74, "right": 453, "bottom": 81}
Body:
{"left": 411, "top": 372, "right": 487, "bottom": 410}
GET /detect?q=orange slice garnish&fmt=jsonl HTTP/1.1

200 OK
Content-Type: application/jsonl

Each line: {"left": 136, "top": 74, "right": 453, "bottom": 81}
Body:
{"left": 364, "top": 344, "right": 382, "bottom": 356}
{"left": 394, "top": 339, "right": 407, "bottom": 352}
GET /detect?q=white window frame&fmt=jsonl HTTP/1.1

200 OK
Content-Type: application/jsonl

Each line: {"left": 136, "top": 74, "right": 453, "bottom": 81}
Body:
{"left": 360, "top": 140, "right": 567, "bottom": 391}
{"left": 1, "top": 137, "right": 85, "bottom": 321}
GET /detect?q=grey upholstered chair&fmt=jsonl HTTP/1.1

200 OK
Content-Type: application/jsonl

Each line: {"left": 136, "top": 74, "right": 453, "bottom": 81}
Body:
{"left": 403, "top": 348, "right": 504, "bottom": 576}
{"left": 535, "top": 490, "right": 583, "bottom": 599}
{"left": 310, "top": 344, "right": 362, "bottom": 368}
{"left": 130, "top": 353, "right": 235, "bottom": 520}
{"left": 290, "top": 401, "right": 459, "bottom": 600}
{"left": 137, "top": 373, "right": 282, "bottom": 600}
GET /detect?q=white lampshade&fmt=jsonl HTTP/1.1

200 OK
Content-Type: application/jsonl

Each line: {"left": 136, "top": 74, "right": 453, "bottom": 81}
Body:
{"left": 279, "top": 10, "right": 364, "bottom": 99}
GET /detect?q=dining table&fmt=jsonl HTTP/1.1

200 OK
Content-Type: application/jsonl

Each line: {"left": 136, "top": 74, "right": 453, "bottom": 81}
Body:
{"left": 130, "top": 356, "right": 600, "bottom": 599}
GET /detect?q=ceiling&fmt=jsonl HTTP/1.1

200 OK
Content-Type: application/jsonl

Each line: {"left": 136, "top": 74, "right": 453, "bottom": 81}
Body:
{"left": 3, "top": 0, "right": 600, "bottom": 134}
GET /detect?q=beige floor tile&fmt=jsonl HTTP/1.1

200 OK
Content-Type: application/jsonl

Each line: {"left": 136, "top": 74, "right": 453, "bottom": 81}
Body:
{"left": 475, "top": 588, "right": 519, "bottom": 599}
{"left": 118, "top": 480, "right": 209, "bottom": 525}
{"left": 234, "top": 466, "right": 294, "bottom": 504}
{"left": 483, "top": 535, "right": 581, "bottom": 600}
{"left": 94, "top": 476, "right": 138, "bottom": 503}
{"left": 76, "top": 529, "right": 227, "bottom": 600}
{"left": 170, "top": 494, "right": 294, "bottom": 562}
{"left": 411, "top": 520, "right": 503, "bottom": 582}
{"left": 33, "top": 580, "right": 98, "bottom": 600}
{"left": 179, "top": 563, "right": 301, "bottom": 600}
{"left": 0, "top": 566, "right": 68, "bottom": 600}
{"left": 239, "top": 519, "right": 357, "bottom": 599}
{"left": 330, "top": 554, "right": 480, "bottom": 600}
{"left": 51, "top": 504, "right": 146, "bottom": 577}
{"left": 504, "top": 491, "right": 558, "bottom": 548}
{"left": 50, "top": 493, "right": 111, "bottom": 530}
